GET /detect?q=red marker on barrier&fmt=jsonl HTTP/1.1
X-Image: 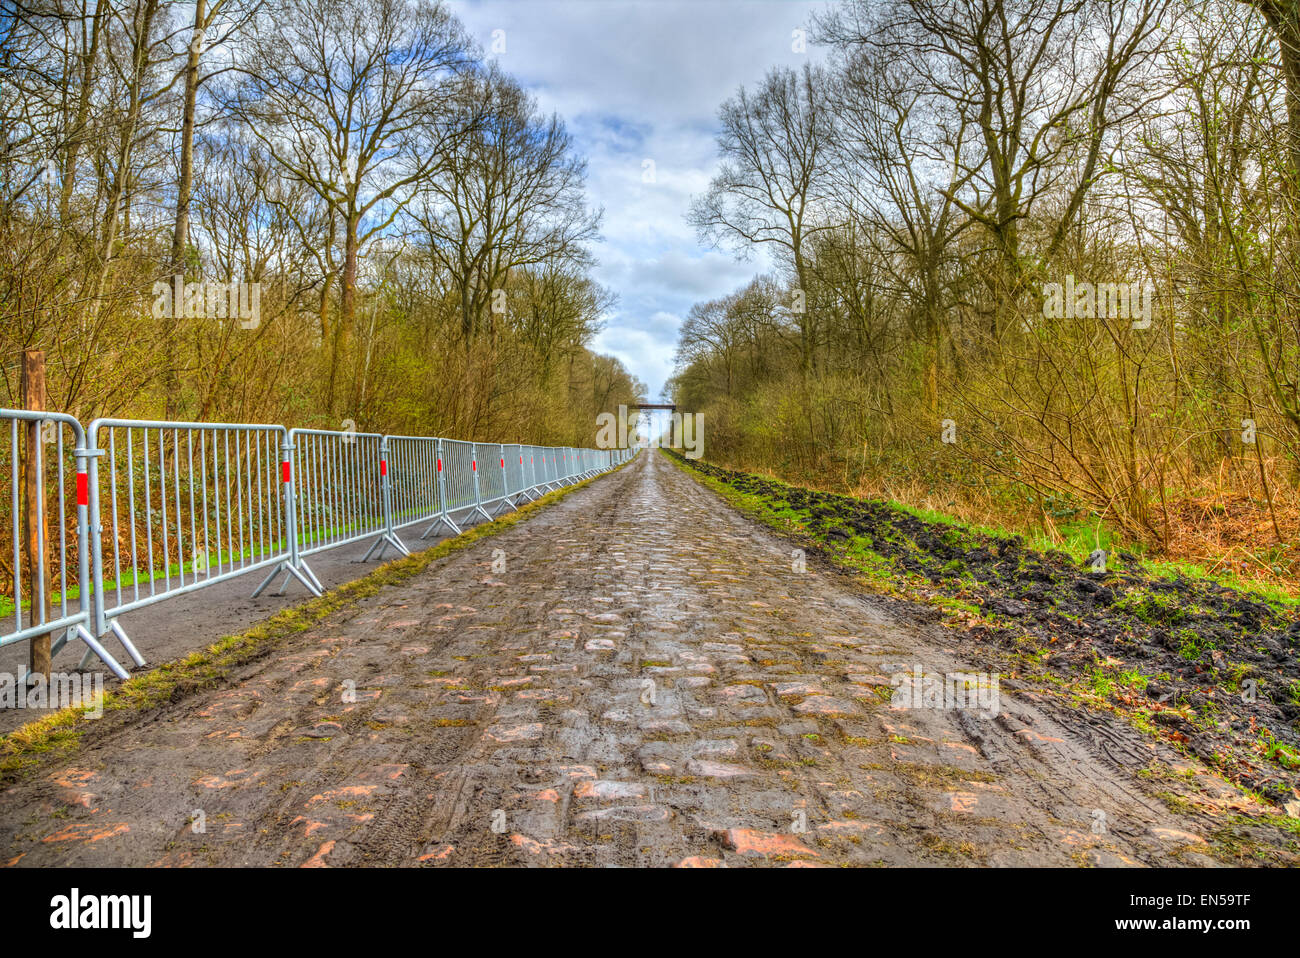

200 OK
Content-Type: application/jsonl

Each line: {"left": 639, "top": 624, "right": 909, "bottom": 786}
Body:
{"left": 380, "top": 460, "right": 387, "bottom": 477}
{"left": 437, "top": 458, "right": 442, "bottom": 472}
{"left": 76, "top": 473, "right": 88, "bottom": 506}
{"left": 501, "top": 457, "right": 505, "bottom": 468}
{"left": 282, "top": 462, "right": 291, "bottom": 483}
{"left": 472, "top": 460, "right": 477, "bottom": 471}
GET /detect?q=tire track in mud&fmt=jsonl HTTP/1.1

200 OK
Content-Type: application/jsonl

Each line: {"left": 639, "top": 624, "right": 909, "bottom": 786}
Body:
{"left": 0, "top": 450, "right": 1289, "bottom": 867}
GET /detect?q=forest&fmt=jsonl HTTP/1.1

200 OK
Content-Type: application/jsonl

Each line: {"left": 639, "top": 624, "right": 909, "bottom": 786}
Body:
{"left": 673, "top": 0, "right": 1300, "bottom": 582}
{"left": 0, "top": 0, "right": 644, "bottom": 447}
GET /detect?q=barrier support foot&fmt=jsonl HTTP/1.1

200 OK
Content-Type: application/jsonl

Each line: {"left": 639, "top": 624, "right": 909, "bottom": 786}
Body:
{"left": 420, "top": 513, "right": 461, "bottom": 540}
{"left": 252, "top": 559, "right": 323, "bottom": 598}
{"left": 72, "top": 626, "right": 131, "bottom": 680}
{"left": 363, "top": 531, "right": 410, "bottom": 562}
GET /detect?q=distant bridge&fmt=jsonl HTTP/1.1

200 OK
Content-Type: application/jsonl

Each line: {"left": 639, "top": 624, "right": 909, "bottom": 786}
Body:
{"left": 624, "top": 403, "right": 686, "bottom": 445}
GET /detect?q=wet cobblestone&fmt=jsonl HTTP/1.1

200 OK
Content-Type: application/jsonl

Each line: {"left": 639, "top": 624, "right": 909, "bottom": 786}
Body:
{"left": 0, "top": 451, "right": 1260, "bottom": 867}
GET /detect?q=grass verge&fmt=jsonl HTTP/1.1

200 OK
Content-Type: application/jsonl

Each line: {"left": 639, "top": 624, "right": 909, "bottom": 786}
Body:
{"left": 663, "top": 449, "right": 1300, "bottom": 822}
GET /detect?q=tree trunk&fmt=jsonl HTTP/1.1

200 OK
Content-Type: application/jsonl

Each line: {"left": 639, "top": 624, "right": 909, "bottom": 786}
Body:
{"left": 166, "top": 0, "right": 206, "bottom": 419}
{"left": 59, "top": 0, "right": 108, "bottom": 230}
{"left": 21, "top": 351, "right": 51, "bottom": 682}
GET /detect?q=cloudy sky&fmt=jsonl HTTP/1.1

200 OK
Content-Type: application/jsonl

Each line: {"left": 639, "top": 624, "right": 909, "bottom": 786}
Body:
{"left": 451, "top": 0, "right": 829, "bottom": 400}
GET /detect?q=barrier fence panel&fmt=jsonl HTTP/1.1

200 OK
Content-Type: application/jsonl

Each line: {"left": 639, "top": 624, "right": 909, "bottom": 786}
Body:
{"left": 419, "top": 437, "right": 458, "bottom": 538}
{"left": 518, "top": 446, "right": 540, "bottom": 501}
{"left": 0, "top": 411, "right": 129, "bottom": 678}
{"left": 503, "top": 444, "right": 526, "bottom": 504}
{"left": 3, "top": 405, "right": 627, "bottom": 676}
{"left": 545, "top": 448, "right": 560, "bottom": 490}
{"left": 252, "top": 427, "right": 392, "bottom": 598}
{"left": 521, "top": 444, "right": 534, "bottom": 499}
{"left": 88, "top": 418, "right": 288, "bottom": 666}
{"left": 385, "top": 435, "right": 443, "bottom": 538}
{"left": 365, "top": 436, "right": 413, "bottom": 563}
{"left": 437, "top": 439, "right": 490, "bottom": 527}
{"left": 478, "top": 441, "right": 512, "bottom": 516}
{"left": 536, "top": 448, "right": 550, "bottom": 490}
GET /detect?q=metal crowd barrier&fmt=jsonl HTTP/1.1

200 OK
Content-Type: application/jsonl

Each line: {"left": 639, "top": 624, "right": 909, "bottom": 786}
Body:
{"left": 0, "top": 411, "right": 131, "bottom": 678}
{"left": 385, "top": 434, "right": 443, "bottom": 540}
{"left": 252, "top": 426, "right": 394, "bottom": 599}
{"left": 520, "top": 446, "right": 543, "bottom": 501}
{"left": 478, "top": 442, "right": 513, "bottom": 517}
{"left": 504, "top": 444, "right": 526, "bottom": 505}
{"left": 434, "top": 438, "right": 485, "bottom": 532}
{"left": 87, "top": 418, "right": 288, "bottom": 664}
{"left": 0, "top": 406, "right": 635, "bottom": 676}
{"left": 539, "top": 448, "right": 559, "bottom": 492}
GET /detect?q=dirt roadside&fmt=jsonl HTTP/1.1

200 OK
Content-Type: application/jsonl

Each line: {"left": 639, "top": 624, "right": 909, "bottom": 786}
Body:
{"left": 0, "top": 449, "right": 1293, "bottom": 866}
{"left": 671, "top": 454, "right": 1300, "bottom": 816}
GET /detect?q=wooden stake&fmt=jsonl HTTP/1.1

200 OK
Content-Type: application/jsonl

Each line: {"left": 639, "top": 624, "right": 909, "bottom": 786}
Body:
{"left": 21, "top": 349, "right": 51, "bottom": 681}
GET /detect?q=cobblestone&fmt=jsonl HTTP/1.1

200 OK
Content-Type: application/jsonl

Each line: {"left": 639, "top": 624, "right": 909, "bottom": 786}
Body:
{"left": 0, "top": 451, "right": 1251, "bottom": 866}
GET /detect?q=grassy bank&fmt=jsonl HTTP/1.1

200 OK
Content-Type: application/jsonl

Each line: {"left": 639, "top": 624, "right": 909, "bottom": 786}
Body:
{"left": 665, "top": 450, "right": 1300, "bottom": 812}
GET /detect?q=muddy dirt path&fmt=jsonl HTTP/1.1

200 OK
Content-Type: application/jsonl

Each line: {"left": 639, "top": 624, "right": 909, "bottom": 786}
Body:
{"left": 0, "top": 450, "right": 1255, "bottom": 866}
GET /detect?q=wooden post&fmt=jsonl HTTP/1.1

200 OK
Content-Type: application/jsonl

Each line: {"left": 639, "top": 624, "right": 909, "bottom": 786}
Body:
{"left": 21, "top": 349, "right": 51, "bottom": 681}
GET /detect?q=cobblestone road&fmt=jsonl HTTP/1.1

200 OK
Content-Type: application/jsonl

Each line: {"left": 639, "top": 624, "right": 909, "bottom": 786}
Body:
{"left": 0, "top": 450, "right": 1242, "bottom": 866}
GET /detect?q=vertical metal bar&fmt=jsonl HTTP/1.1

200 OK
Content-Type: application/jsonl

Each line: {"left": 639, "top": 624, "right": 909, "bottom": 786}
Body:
{"left": 109, "top": 430, "right": 121, "bottom": 604}
{"left": 88, "top": 422, "right": 108, "bottom": 638}
{"left": 308, "top": 432, "right": 320, "bottom": 549}
{"left": 187, "top": 431, "right": 196, "bottom": 579}
{"left": 141, "top": 428, "right": 154, "bottom": 597}
{"left": 56, "top": 427, "right": 67, "bottom": 611}
{"left": 437, "top": 438, "right": 448, "bottom": 522}
{"left": 257, "top": 429, "right": 268, "bottom": 560}
{"left": 282, "top": 436, "right": 299, "bottom": 568}
{"left": 235, "top": 429, "right": 246, "bottom": 569}
{"left": 187, "top": 430, "right": 197, "bottom": 581}
{"left": 158, "top": 427, "right": 170, "bottom": 591}
{"left": 172, "top": 427, "right": 182, "bottom": 587}
{"left": 33, "top": 418, "right": 46, "bottom": 628}
{"left": 8, "top": 419, "right": 19, "bottom": 634}
{"left": 210, "top": 427, "right": 222, "bottom": 574}
{"left": 223, "top": 430, "right": 234, "bottom": 571}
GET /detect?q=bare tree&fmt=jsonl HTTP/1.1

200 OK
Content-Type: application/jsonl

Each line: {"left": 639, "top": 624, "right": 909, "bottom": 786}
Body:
{"left": 229, "top": 0, "right": 473, "bottom": 410}
{"left": 412, "top": 67, "right": 600, "bottom": 347}
{"left": 820, "top": 0, "right": 1170, "bottom": 326}
{"left": 689, "top": 63, "right": 840, "bottom": 379}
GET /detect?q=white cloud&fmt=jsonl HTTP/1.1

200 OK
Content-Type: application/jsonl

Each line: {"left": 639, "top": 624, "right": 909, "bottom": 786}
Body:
{"left": 450, "top": 0, "right": 828, "bottom": 397}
